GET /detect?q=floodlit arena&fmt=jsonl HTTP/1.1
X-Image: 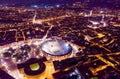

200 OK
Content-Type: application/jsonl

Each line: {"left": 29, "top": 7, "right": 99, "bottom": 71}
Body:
{"left": 40, "top": 40, "right": 72, "bottom": 56}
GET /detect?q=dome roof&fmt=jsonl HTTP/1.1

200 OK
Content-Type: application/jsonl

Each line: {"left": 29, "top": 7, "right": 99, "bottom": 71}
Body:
{"left": 40, "top": 40, "right": 72, "bottom": 56}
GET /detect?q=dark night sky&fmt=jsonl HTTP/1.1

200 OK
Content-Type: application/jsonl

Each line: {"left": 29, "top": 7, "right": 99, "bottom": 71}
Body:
{"left": 0, "top": 0, "right": 112, "bottom": 4}
{"left": 0, "top": 0, "right": 119, "bottom": 6}
{"left": 0, "top": 0, "right": 79, "bottom": 4}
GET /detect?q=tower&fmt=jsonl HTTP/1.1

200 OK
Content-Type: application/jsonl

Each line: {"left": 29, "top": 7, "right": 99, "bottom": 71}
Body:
{"left": 32, "top": 11, "right": 37, "bottom": 24}
{"left": 89, "top": 10, "right": 93, "bottom": 16}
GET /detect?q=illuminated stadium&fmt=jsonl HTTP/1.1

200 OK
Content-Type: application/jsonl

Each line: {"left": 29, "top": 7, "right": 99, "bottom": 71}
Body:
{"left": 40, "top": 39, "right": 72, "bottom": 56}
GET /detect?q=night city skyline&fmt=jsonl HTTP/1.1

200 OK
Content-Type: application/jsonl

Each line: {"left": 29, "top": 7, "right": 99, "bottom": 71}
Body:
{"left": 0, "top": 0, "right": 120, "bottom": 79}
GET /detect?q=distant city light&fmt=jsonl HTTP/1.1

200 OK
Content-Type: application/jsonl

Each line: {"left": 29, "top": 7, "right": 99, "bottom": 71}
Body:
{"left": 31, "top": 5, "right": 38, "bottom": 8}
{"left": 44, "top": 5, "right": 51, "bottom": 9}
{"left": 56, "top": 5, "right": 60, "bottom": 7}
{"left": 100, "top": 10, "right": 104, "bottom": 13}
